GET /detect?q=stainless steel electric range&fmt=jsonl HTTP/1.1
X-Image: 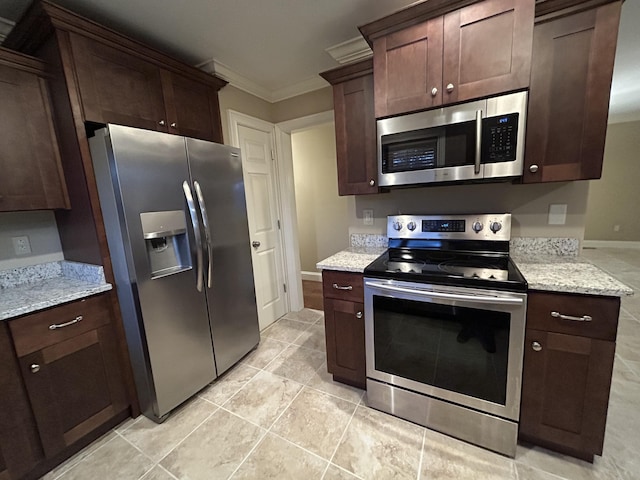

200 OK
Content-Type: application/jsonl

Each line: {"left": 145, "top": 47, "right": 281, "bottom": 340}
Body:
{"left": 363, "top": 213, "right": 527, "bottom": 457}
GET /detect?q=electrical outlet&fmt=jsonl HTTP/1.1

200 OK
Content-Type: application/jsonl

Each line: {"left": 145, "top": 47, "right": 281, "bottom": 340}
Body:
{"left": 12, "top": 236, "right": 32, "bottom": 255}
{"left": 363, "top": 209, "right": 374, "bottom": 226}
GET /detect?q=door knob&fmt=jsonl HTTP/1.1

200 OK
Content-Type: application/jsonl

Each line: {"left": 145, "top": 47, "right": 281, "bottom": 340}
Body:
{"left": 170, "top": 122, "right": 177, "bottom": 128}
{"left": 532, "top": 341, "right": 542, "bottom": 352}
{"left": 252, "top": 241, "right": 261, "bottom": 248}
{"left": 431, "top": 87, "right": 438, "bottom": 96}
{"left": 356, "top": 311, "right": 363, "bottom": 319}
{"left": 369, "top": 179, "right": 375, "bottom": 186}
{"left": 446, "top": 83, "right": 455, "bottom": 93}
{"left": 158, "top": 120, "right": 166, "bottom": 126}
{"left": 31, "top": 363, "right": 41, "bottom": 373}
{"left": 529, "top": 164, "right": 539, "bottom": 173}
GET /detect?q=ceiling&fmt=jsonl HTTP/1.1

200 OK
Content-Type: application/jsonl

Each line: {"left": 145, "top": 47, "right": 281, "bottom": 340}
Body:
{"left": 1, "top": 0, "right": 639, "bottom": 120}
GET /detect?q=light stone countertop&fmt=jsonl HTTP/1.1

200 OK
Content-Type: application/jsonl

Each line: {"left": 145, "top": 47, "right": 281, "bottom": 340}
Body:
{"left": 0, "top": 262, "right": 112, "bottom": 321}
{"left": 316, "top": 247, "right": 387, "bottom": 273}
{"left": 512, "top": 254, "right": 634, "bottom": 297}
{"left": 315, "top": 246, "right": 634, "bottom": 297}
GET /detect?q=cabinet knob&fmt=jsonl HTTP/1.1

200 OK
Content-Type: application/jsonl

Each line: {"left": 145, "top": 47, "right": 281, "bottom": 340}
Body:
{"left": 158, "top": 120, "right": 166, "bottom": 126}
{"left": 30, "top": 363, "right": 41, "bottom": 374}
{"left": 170, "top": 122, "right": 177, "bottom": 128}
{"left": 431, "top": 87, "right": 438, "bottom": 96}
{"left": 529, "top": 164, "right": 539, "bottom": 173}
{"left": 356, "top": 311, "right": 363, "bottom": 319}
{"left": 446, "top": 83, "right": 455, "bottom": 93}
{"left": 369, "top": 179, "right": 375, "bottom": 186}
{"left": 532, "top": 341, "right": 542, "bottom": 352}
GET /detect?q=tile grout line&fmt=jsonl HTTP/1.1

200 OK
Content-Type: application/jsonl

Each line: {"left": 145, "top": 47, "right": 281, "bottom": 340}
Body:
{"left": 322, "top": 400, "right": 363, "bottom": 479}
{"left": 415, "top": 429, "right": 426, "bottom": 480}
{"left": 226, "top": 384, "right": 308, "bottom": 479}
{"left": 49, "top": 429, "right": 123, "bottom": 480}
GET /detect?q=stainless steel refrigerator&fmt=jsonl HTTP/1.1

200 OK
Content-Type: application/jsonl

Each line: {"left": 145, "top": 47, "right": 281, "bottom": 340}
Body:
{"left": 89, "top": 124, "right": 259, "bottom": 422}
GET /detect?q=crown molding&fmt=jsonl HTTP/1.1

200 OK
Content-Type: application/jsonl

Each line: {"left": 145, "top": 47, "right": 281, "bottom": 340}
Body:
{"left": 197, "top": 58, "right": 329, "bottom": 104}
{"left": 325, "top": 36, "right": 372, "bottom": 64}
{"left": 0, "top": 16, "right": 16, "bottom": 43}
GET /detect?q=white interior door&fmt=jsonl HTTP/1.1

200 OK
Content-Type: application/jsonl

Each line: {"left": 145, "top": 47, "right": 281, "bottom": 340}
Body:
{"left": 235, "top": 122, "right": 287, "bottom": 330}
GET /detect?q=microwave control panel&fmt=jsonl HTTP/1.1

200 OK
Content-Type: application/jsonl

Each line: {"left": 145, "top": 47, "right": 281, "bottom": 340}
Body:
{"left": 482, "top": 113, "right": 519, "bottom": 163}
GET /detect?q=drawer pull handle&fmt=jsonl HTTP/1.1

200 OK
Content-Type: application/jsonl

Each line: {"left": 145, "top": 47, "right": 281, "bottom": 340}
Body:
{"left": 356, "top": 311, "right": 363, "bottom": 319}
{"left": 551, "top": 311, "right": 592, "bottom": 322}
{"left": 532, "top": 341, "right": 542, "bottom": 352}
{"left": 49, "top": 315, "right": 83, "bottom": 330}
{"left": 332, "top": 283, "right": 353, "bottom": 291}
{"left": 31, "top": 363, "right": 41, "bottom": 373}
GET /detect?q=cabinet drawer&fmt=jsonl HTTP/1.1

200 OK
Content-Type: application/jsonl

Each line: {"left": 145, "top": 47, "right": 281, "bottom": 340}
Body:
{"left": 322, "top": 271, "right": 364, "bottom": 303}
{"left": 527, "top": 291, "right": 620, "bottom": 341}
{"left": 9, "top": 294, "right": 112, "bottom": 357}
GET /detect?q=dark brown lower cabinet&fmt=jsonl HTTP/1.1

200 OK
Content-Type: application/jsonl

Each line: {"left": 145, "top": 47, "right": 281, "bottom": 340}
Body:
{"left": 322, "top": 270, "right": 366, "bottom": 389}
{"left": 519, "top": 291, "right": 620, "bottom": 462}
{"left": 8, "top": 294, "right": 129, "bottom": 460}
{"left": 324, "top": 298, "right": 366, "bottom": 389}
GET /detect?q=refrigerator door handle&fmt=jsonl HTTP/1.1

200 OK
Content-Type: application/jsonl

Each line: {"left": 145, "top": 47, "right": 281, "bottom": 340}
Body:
{"left": 193, "top": 180, "right": 213, "bottom": 289}
{"left": 182, "top": 181, "right": 203, "bottom": 292}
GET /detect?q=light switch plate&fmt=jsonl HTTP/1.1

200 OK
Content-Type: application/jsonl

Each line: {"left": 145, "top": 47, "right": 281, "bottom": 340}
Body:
{"left": 548, "top": 204, "right": 567, "bottom": 225}
{"left": 363, "top": 209, "right": 374, "bottom": 226}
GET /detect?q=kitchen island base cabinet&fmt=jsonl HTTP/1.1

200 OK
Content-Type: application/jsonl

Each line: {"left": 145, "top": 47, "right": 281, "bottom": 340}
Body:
{"left": 519, "top": 291, "right": 620, "bottom": 462}
{"left": 322, "top": 271, "right": 366, "bottom": 389}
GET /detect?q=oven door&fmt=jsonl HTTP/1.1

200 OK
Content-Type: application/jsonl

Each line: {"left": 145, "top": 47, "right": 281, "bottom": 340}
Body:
{"left": 364, "top": 278, "right": 526, "bottom": 421}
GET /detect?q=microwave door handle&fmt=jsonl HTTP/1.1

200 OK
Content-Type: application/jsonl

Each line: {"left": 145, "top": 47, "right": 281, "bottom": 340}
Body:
{"left": 474, "top": 109, "right": 482, "bottom": 174}
{"left": 183, "top": 181, "right": 203, "bottom": 292}
{"left": 366, "top": 281, "right": 523, "bottom": 305}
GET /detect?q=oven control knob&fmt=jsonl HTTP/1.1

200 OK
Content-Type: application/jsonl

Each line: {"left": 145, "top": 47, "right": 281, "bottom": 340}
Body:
{"left": 472, "top": 221, "right": 483, "bottom": 233}
{"left": 393, "top": 221, "right": 403, "bottom": 231}
{"left": 490, "top": 221, "right": 502, "bottom": 233}
{"left": 407, "top": 221, "right": 417, "bottom": 231}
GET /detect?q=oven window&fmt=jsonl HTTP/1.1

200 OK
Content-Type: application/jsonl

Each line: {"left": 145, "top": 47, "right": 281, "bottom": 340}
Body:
{"left": 373, "top": 295, "right": 510, "bottom": 406}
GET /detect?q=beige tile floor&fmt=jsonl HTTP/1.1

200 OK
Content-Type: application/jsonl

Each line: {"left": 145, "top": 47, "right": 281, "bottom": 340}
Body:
{"left": 41, "top": 248, "right": 639, "bottom": 479}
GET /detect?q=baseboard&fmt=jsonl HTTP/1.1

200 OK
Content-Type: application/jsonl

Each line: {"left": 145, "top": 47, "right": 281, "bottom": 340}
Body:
{"left": 582, "top": 240, "right": 640, "bottom": 249}
{"left": 301, "top": 271, "right": 322, "bottom": 282}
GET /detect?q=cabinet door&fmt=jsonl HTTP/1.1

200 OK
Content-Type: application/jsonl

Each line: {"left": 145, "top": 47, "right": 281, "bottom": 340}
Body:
{"left": 523, "top": 2, "right": 621, "bottom": 183}
{"left": 161, "top": 70, "right": 223, "bottom": 142}
{"left": 0, "top": 63, "right": 69, "bottom": 211}
{"left": 19, "top": 325, "right": 128, "bottom": 458}
{"left": 323, "top": 298, "right": 366, "bottom": 389}
{"left": 373, "top": 18, "right": 443, "bottom": 118}
{"left": 519, "top": 329, "right": 615, "bottom": 459}
{"left": 443, "top": 0, "right": 534, "bottom": 104}
{"left": 334, "top": 73, "right": 378, "bottom": 195}
{"left": 69, "top": 33, "right": 167, "bottom": 132}
{"left": 0, "top": 324, "right": 42, "bottom": 480}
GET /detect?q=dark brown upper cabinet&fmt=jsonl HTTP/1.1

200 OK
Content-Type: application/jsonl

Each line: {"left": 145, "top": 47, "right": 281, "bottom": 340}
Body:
{"left": 523, "top": 1, "right": 622, "bottom": 183}
{"left": 320, "top": 59, "right": 379, "bottom": 195}
{"left": 69, "top": 33, "right": 224, "bottom": 142}
{"left": 0, "top": 47, "right": 69, "bottom": 212}
{"left": 363, "top": 0, "right": 534, "bottom": 118}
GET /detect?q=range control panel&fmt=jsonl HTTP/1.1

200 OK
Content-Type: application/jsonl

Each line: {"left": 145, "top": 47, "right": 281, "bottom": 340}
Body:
{"left": 388, "top": 213, "right": 512, "bottom": 242}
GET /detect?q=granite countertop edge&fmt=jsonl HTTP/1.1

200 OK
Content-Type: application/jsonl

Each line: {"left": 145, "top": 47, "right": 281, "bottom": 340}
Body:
{"left": 316, "top": 248, "right": 634, "bottom": 297}
{"left": 0, "top": 262, "right": 113, "bottom": 321}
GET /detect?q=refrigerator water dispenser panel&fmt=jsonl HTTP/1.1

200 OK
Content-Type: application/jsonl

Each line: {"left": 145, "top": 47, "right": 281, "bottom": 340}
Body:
{"left": 140, "top": 210, "right": 191, "bottom": 279}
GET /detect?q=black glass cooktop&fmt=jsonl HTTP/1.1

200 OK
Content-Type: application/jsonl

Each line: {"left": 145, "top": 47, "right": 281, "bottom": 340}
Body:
{"left": 364, "top": 248, "right": 527, "bottom": 292}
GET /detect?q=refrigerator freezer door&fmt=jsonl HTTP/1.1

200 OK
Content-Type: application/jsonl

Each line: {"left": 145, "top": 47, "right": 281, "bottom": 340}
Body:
{"left": 186, "top": 138, "right": 260, "bottom": 375}
{"left": 91, "top": 125, "right": 216, "bottom": 420}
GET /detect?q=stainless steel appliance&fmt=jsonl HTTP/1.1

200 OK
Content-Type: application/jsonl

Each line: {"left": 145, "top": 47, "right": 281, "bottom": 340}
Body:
{"left": 363, "top": 214, "right": 527, "bottom": 457}
{"left": 89, "top": 124, "right": 259, "bottom": 422}
{"left": 377, "top": 91, "right": 528, "bottom": 187}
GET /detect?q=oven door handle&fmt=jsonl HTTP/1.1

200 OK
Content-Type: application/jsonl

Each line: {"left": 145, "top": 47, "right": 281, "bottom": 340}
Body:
{"left": 365, "top": 281, "right": 524, "bottom": 305}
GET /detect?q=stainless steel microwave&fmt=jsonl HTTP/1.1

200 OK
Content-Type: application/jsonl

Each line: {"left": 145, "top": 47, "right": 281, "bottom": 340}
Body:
{"left": 377, "top": 91, "right": 528, "bottom": 187}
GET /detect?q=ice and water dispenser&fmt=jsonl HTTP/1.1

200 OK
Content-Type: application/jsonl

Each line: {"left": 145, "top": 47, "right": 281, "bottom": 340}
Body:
{"left": 140, "top": 211, "right": 191, "bottom": 279}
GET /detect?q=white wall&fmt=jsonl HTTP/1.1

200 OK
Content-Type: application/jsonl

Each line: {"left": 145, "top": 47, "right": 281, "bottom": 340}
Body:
{"left": 291, "top": 122, "right": 353, "bottom": 272}
{"left": 0, "top": 211, "right": 63, "bottom": 270}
